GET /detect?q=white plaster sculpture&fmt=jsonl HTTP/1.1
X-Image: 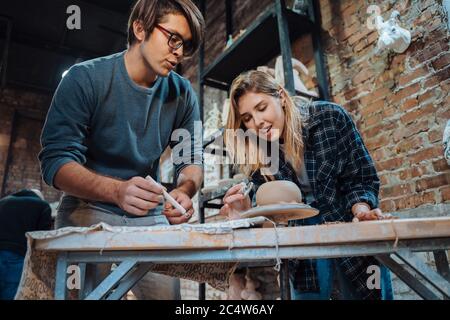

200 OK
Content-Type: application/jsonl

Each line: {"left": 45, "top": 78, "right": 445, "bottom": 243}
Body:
{"left": 375, "top": 10, "right": 411, "bottom": 54}
{"left": 222, "top": 98, "right": 231, "bottom": 127}
{"left": 274, "top": 56, "right": 319, "bottom": 97}
{"left": 444, "top": 120, "right": 450, "bottom": 166}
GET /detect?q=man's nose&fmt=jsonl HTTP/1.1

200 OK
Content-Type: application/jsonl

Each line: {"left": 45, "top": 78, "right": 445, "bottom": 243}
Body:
{"left": 172, "top": 45, "right": 183, "bottom": 58}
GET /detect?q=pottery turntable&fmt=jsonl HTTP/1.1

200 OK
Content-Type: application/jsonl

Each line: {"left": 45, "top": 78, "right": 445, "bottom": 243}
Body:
{"left": 239, "top": 180, "right": 319, "bottom": 225}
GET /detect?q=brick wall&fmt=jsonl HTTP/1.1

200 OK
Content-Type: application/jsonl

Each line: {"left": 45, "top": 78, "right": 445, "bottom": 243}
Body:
{"left": 184, "top": 0, "right": 450, "bottom": 213}
{"left": 180, "top": 0, "right": 450, "bottom": 300}
{"left": 318, "top": 0, "right": 450, "bottom": 213}
{"left": 0, "top": 86, "right": 61, "bottom": 202}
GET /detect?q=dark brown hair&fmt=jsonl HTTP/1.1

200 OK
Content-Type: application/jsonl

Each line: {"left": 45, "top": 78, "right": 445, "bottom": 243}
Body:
{"left": 127, "top": 0, "right": 205, "bottom": 56}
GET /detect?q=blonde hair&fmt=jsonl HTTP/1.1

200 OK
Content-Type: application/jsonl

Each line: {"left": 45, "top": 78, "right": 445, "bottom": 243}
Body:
{"left": 225, "top": 70, "right": 304, "bottom": 177}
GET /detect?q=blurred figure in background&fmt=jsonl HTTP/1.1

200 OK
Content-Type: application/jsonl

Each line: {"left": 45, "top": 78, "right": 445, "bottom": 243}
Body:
{"left": 0, "top": 189, "right": 52, "bottom": 300}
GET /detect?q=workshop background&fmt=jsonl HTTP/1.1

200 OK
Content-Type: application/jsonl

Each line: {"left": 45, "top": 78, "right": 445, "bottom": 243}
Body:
{"left": 0, "top": 0, "right": 449, "bottom": 299}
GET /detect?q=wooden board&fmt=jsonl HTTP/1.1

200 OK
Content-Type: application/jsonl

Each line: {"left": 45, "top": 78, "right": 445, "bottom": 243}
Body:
{"left": 240, "top": 203, "right": 319, "bottom": 223}
{"left": 34, "top": 217, "right": 450, "bottom": 252}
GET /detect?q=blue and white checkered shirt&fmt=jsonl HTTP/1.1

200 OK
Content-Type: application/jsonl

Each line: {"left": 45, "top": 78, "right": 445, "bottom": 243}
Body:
{"left": 250, "top": 101, "right": 383, "bottom": 299}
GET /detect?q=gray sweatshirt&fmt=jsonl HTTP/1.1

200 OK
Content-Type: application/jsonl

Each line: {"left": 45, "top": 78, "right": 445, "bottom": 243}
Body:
{"left": 39, "top": 51, "right": 203, "bottom": 216}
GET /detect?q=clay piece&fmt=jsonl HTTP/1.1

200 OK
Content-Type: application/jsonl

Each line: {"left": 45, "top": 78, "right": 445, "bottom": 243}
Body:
{"left": 255, "top": 180, "right": 302, "bottom": 206}
{"left": 240, "top": 270, "right": 262, "bottom": 300}
{"left": 227, "top": 272, "right": 246, "bottom": 300}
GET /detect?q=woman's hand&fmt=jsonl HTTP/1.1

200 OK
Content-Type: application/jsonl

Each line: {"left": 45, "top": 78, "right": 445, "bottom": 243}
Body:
{"left": 351, "top": 203, "right": 396, "bottom": 222}
{"left": 219, "top": 184, "right": 252, "bottom": 220}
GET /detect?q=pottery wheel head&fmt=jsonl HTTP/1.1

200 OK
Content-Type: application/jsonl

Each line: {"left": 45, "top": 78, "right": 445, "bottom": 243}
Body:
{"left": 255, "top": 180, "right": 302, "bottom": 206}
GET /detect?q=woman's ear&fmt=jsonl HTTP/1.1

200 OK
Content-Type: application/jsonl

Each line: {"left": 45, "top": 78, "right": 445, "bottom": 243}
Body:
{"left": 133, "top": 20, "right": 146, "bottom": 43}
{"left": 279, "top": 89, "right": 287, "bottom": 108}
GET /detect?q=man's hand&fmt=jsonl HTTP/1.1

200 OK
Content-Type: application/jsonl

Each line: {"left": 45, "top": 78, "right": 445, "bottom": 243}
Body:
{"left": 352, "top": 202, "right": 396, "bottom": 222}
{"left": 163, "top": 189, "right": 194, "bottom": 224}
{"left": 116, "top": 177, "right": 164, "bottom": 216}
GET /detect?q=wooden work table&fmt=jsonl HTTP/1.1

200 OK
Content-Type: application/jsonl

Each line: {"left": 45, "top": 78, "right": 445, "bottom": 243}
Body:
{"left": 32, "top": 217, "right": 450, "bottom": 300}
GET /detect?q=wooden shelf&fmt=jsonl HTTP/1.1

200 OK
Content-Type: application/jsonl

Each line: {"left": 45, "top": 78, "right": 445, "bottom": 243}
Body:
{"left": 201, "top": 3, "right": 314, "bottom": 90}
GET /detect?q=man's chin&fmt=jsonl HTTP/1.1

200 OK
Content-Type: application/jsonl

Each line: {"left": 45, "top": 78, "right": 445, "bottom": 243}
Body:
{"left": 157, "top": 68, "right": 172, "bottom": 77}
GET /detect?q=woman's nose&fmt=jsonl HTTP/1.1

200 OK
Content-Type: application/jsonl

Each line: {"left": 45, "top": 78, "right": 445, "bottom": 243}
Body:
{"left": 253, "top": 115, "right": 264, "bottom": 129}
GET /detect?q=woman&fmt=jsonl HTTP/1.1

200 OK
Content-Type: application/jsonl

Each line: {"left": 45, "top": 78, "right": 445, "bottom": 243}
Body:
{"left": 219, "top": 70, "right": 393, "bottom": 300}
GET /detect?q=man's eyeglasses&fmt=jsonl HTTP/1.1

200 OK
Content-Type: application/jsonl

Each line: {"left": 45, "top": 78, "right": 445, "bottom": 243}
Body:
{"left": 155, "top": 24, "right": 194, "bottom": 57}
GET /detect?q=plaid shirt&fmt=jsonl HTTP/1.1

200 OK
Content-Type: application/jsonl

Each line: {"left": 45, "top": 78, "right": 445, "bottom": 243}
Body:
{"left": 250, "top": 101, "right": 382, "bottom": 299}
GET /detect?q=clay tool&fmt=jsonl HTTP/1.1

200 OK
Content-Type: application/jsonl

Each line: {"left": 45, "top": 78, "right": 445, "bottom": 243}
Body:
{"left": 240, "top": 181, "right": 254, "bottom": 197}
{"left": 145, "top": 175, "right": 187, "bottom": 215}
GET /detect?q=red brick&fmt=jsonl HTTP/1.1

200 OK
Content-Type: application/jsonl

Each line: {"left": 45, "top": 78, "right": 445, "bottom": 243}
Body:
{"left": 432, "top": 158, "right": 449, "bottom": 172}
{"left": 365, "top": 134, "right": 389, "bottom": 151}
{"left": 367, "top": 31, "right": 378, "bottom": 45}
{"left": 335, "top": 23, "right": 360, "bottom": 42}
{"left": 423, "top": 66, "right": 450, "bottom": 89}
{"left": 342, "top": 100, "right": 359, "bottom": 113}
{"left": 436, "top": 105, "right": 450, "bottom": 123}
{"left": 362, "top": 122, "right": 396, "bottom": 140}
{"left": 440, "top": 79, "right": 450, "bottom": 92}
{"left": 378, "top": 174, "right": 390, "bottom": 185}
{"left": 415, "top": 192, "right": 437, "bottom": 207}
{"left": 411, "top": 165, "right": 429, "bottom": 178}
{"left": 429, "top": 129, "right": 444, "bottom": 143}
{"left": 411, "top": 39, "right": 449, "bottom": 65}
{"left": 417, "top": 90, "right": 438, "bottom": 105}
{"left": 360, "top": 87, "right": 391, "bottom": 105}
{"left": 396, "top": 135, "right": 424, "bottom": 154}
{"left": 398, "top": 67, "right": 429, "bottom": 87}
{"left": 360, "top": 99, "right": 384, "bottom": 117}
{"left": 354, "top": 40, "right": 370, "bottom": 53}
{"left": 380, "top": 199, "right": 396, "bottom": 212}
{"left": 389, "top": 83, "right": 421, "bottom": 104}
{"left": 364, "top": 113, "right": 383, "bottom": 128}
{"left": 382, "top": 106, "right": 397, "bottom": 118}
{"left": 381, "top": 183, "right": 414, "bottom": 198}
{"left": 400, "top": 104, "right": 435, "bottom": 125}
{"left": 432, "top": 53, "right": 450, "bottom": 71}
{"left": 394, "top": 192, "right": 436, "bottom": 210}
{"left": 398, "top": 168, "right": 411, "bottom": 181}
{"left": 416, "top": 173, "right": 450, "bottom": 192}
{"left": 376, "top": 157, "right": 405, "bottom": 171}
{"left": 410, "top": 146, "right": 443, "bottom": 164}
{"left": 371, "top": 148, "right": 388, "bottom": 162}
{"left": 353, "top": 69, "right": 374, "bottom": 85}
{"left": 401, "top": 98, "right": 418, "bottom": 112}
{"left": 348, "top": 28, "right": 369, "bottom": 46}
{"left": 402, "top": 119, "right": 430, "bottom": 139}
{"left": 391, "top": 54, "right": 407, "bottom": 66}
{"left": 344, "top": 88, "right": 361, "bottom": 100}
{"left": 441, "top": 186, "right": 450, "bottom": 201}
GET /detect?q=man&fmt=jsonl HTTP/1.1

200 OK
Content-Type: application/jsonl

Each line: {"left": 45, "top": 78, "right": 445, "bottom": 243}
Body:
{"left": 39, "top": 0, "right": 205, "bottom": 299}
{"left": 0, "top": 189, "right": 52, "bottom": 300}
